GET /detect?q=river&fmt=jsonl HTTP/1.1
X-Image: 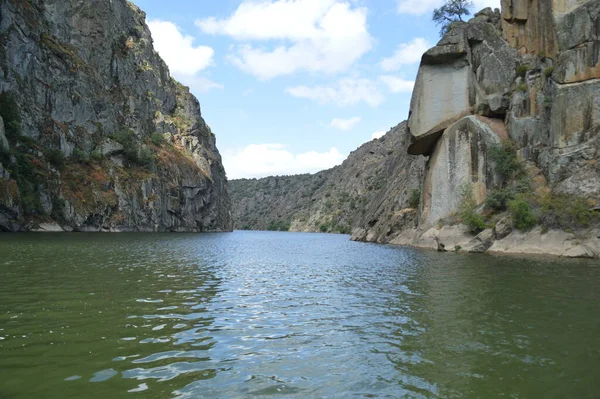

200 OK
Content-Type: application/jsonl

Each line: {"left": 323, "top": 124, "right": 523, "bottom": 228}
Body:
{"left": 0, "top": 231, "right": 599, "bottom": 398}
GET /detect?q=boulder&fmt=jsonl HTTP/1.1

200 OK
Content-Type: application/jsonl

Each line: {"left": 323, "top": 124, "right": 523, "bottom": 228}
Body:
{"left": 494, "top": 215, "right": 513, "bottom": 239}
{"left": 407, "top": 61, "right": 474, "bottom": 155}
{"left": 463, "top": 228, "right": 496, "bottom": 253}
{"left": 489, "top": 227, "right": 600, "bottom": 259}
{"left": 421, "top": 116, "right": 506, "bottom": 225}
{"left": 408, "top": 20, "right": 517, "bottom": 155}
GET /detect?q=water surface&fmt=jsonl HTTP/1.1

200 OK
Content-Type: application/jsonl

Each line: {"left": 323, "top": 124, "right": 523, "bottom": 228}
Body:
{"left": 1, "top": 231, "right": 599, "bottom": 398}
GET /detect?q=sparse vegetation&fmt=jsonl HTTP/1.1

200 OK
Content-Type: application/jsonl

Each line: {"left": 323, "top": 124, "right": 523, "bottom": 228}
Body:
{"left": 111, "top": 128, "right": 155, "bottom": 167}
{"left": 508, "top": 197, "right": 537, "bottom": 231}
{"left": 516, "top": 64, "right": 530, "bottom": 78}
{"left": 45, "top": 148, "right": 65, "bottom": 168}
{"left": 538, "top": 193, "right": 595, "bottom": 229}
{"left": 432, "top": 0, "right": 473, "bottom": 36}
{"left": 517, "top": 83, "right": 528, "bottom": 92}
{"left": 458, "top": 184, "right": 487, "bottom": 234}
{"left": 0, "top": 92, "right": 22, "bottom": 138}
{"left": 544, "top": 66, "right": 555, "bottom": 77}
{"left": 150, "top": 132, "right": 165, "bottom": 146}
{"left": 408, "top": 189, "right": 421, "bottom": 209}
{"left": 70, "top": 148, "right": 90, "bottom": 164}
{"left": 267, "top": 220, "right": 291, "bottom": 232}
{"left": 489, "top": 141, "right": 524, "bottom": 183}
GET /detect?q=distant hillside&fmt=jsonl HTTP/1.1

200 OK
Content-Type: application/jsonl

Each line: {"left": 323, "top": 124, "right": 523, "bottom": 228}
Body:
{"left": 229, "top": 122, "right": 425, "bottom": 236}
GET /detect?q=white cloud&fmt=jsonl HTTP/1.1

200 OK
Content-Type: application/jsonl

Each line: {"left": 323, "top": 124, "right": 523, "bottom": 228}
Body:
{"left": 379, "top": 75, "right": 415, "bottom": 93}
{"left": 148, "top": 20, "right": 223, "bottom": 93}
{"left": 329, "top": 117, "right": 361, "bottom": 131}
{"left": 380, "top": 37, "right": 429, "bottom": 71}
{"left": 196, "top": 0, "right": 373, "bottom": 80}
{"left": 371, "top": 131, "right": 386, "bottom": 140}
{"left": 223, "top": 144, "right": 346, "bottom": 179}
{"left": 176, "top": 75, "right": 224, "bottom": 93}
{"left": 473, "top": 0, "right": 501, "bottom": 10}
{"left": 148, "top": 20, "right": 214, "bottom": 75}
{"left": 286, "top": 78, "right": 384, "bottom": 107}
{"left": 396, "top": 0, "right": 500, "bottom": 15}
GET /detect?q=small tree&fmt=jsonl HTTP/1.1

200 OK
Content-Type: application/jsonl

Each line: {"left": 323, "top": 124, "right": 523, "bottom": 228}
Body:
{"left": 432, "top": 0, "right": 474, "bottom": 36}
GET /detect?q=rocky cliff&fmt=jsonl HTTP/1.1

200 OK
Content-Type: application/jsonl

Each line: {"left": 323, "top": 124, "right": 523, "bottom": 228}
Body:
{"left": 231, "top": 2, "right": 600, "bottom": 259}
{"left": 0, "top": 0, "right": 232, "bottom": 232}
{"left": 364, "top": 3, "right": 600, "bottom": 258}
{"left": 230, "top": 122, "right": 425, "bottom": 234}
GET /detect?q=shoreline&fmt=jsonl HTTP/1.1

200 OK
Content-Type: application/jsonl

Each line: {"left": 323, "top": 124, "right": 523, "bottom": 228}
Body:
{"left": 354, "top": 224, "right": 600, "bottom": 260}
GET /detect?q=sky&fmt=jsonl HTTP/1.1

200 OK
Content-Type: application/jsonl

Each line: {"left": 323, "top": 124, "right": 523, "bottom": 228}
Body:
{"left": 131, "top": 0, "right": 501, "bottom": 179}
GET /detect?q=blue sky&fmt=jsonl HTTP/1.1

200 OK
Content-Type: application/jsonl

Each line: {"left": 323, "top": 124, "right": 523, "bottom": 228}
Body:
{"left": 131, "top": 0, "right": 500, "bottom": 179}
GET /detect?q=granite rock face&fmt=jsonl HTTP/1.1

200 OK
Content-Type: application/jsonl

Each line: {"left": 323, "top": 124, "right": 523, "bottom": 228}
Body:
{"left": 360, "top": 1, "right": 600, "bottom": 258}
{"left": 0, "top": 0, "right": 232, "bottom": 232}
{"left": 421, "top": 116, "right": 506, "bottom": 225}
{"left": 407, "top": 14, "right": 517, "bottom": 155}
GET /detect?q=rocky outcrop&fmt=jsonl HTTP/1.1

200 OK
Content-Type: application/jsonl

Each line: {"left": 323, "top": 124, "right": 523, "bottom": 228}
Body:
{"left": 375, "top": 1, "right": 600, "bottom": 258}
{"left": 421, "top": 116, "right": 506, "bottom": 225}
{"left": 408, "top": 13, "right": 517, "bottom": 155}
{"left": 0, "top": 0, "right": 232, "bottom": 232}
{"left": 230, "top": 2, "right": 600, "bottom": 259}
{"left": 230, "top": 122, "right": 426, "bottom": 236}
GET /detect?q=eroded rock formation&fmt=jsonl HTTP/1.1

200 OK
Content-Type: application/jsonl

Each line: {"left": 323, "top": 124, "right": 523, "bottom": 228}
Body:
{"left": 231, "top": 1, "right": 599, "bottom": 258}
{"left": 0, "top": 0, "right": 232, "bottom": 232}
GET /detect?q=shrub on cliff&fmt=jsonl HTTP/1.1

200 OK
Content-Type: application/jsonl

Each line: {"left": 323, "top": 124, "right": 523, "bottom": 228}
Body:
{"left": 408, "top": 189, "right": 421, "bottom": 209}
{"left": 0, "top": 92, "right": 22, "bottom": 138}
{"left": 432, "top": 0, "right": 473, "bottom": 36}
{"left": 538, "top": 193, "right": 596, "bottom": 229}
{"left": 489, "top": 141, "right": 523, "bottom": 184}
{"left": 508, "top": 198, "right": 536, "bottom": 231}
{"left": 458, "top": 184, "right": 486, "bottom": 234}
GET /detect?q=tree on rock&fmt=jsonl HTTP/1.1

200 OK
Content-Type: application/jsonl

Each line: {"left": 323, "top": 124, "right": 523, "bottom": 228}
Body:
{"left": 432, "top": 0, "right": 474, "bottom": 36}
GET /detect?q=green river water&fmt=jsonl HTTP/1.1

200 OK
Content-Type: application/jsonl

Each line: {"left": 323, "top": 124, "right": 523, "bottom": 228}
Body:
{"left": 0, "top": 231, "right": 599, "bottom": 398}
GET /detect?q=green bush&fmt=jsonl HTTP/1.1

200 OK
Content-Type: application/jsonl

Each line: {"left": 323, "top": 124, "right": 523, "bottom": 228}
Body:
{"left": 45, "top": 148, "right": 65, "bottom": 168}
{"left": 544, "top": 66, "right": 555, "bottom": 77}
{"left": 489, "top": 141, "right": 523, "bottom": 183}
{"left": 538, "top": 194, "right": 595, "bottom": 229}
{"left": 137, "top": 147, "right": 155, "bottom": 168}
{"left": 516, "top": 64, "right": 530, "bottom": 78}
{"left": 70, "top": 148, "right": 90, "bottom": 164}
{"left": 91, "top": 150, "right": 103, "bottom": 162}
{"left": 336, "top": 224, "right": 351, "bottom": 235}
{"left": 508, "top": 198, "right": 537, "bottom": 231}
{"left": 150, "top": 132, "right": 165, "bottom": 146}
{"left": 0, "top": 92, "right": 22, "bottom": 138}
{"left": 458, "top": 184, "right": 487, "bottom": 234}
{"left": 517, "top": 83, "right": 528, "bottom": 92}
{"left": 267, "top": 220, "right": 291, "bottom": 231}
{"left": 461, "top": 210, "right": 487, "bottom": 234}
{"left": 408, "top": 189, "right": 421, "bottom": 208}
